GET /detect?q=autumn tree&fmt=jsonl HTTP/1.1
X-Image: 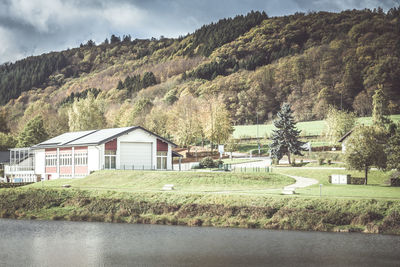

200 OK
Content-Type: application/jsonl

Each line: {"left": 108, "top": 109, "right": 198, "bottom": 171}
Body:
{"left": 324, "top": 106, "right": 356, "bottom": 144}
{"left": 168, "top": 95, "right": 202, "bottom": 152}
{"left": 344, "top": 126, "right": 387, "bottom": 185}
{"left": 225, "top": 137, "right": 239, "bottom": 158}
{"left": 200, "top": 96, "right": 233, "bottom": 151}
{"left": 269, "top": 103, "right": 305, "bottom": 164}
{"left": 372, "top": 86, "right": 390, "bottom": 128}
{"left": 68, "top": 92, "right": 106, "bottom": 131}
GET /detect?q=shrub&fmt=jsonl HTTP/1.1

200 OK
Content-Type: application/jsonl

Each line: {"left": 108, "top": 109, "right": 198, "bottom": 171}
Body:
{"left": 199, "top": 157, "right": 216, "bottom": 168}
{"left": 327, "top": 159, "right": 332, "bottom": 165}
{"left": 291, "top": 158, "right": 296, "bottom": 167}
{"left": 318, "top": 158, "right": 325, "bottom": 165}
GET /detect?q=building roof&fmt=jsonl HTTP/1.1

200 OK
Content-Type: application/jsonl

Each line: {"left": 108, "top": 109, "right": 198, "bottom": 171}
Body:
{"left": 338, "top": 130, "right": 353, "bottom": 143}
{"left": 32, "top": 126, "right": 177, "bottom": 149}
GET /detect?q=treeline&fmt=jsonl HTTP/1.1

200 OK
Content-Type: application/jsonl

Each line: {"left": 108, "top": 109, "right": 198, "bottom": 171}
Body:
{"left": 0, "top": 53, "right": 68, "bottom": 105}
{"left": 60, "top": 88, "right": 101, "bottom": 105}
{"left": 116, "top": 72, "right": 157, "bottom": 94}
{"left": 185, "top": 10, "right": 268, "bottom": 56}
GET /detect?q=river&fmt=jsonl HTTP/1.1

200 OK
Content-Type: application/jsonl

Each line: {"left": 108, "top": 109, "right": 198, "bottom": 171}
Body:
{"left": 0, "top": 219, "right": 399, "bottom": 266}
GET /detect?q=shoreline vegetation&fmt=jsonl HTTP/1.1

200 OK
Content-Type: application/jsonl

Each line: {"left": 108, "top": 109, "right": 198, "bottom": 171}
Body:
{"left": 0, "top": 171, "right": 399, "bottom": 235}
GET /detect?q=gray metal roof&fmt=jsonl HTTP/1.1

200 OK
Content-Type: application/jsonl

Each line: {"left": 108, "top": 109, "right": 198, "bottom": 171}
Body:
{"left": 32, "top": 126, "right": 177, "bottom": 149}
{"left": 38, "top": 130, "right": 96, "bottom": 146}
{"left": 67, "top": 127, "right": 134, "bottom": 145}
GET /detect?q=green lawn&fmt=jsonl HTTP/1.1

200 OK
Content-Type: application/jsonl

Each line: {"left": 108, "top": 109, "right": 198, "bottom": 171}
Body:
{"left": 28, "top": 170, "right": 294, "bottom": 194}
{"left": 273, "top": 167, "right": 400, "bottom": 199}
{"left": 233, "top": 114, "right": 400, "bottom": 138}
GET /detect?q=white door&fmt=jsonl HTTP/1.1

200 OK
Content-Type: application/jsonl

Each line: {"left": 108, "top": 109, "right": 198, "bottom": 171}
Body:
{"left": 120, "top": 142, "right": 153, "bottom": 169}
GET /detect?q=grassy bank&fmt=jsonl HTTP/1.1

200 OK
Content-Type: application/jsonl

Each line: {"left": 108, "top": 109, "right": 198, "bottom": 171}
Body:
{"left": 0, "top": 187, "right": 399, "bottom": 234}
{"left": 273, "top": 168, "right": 400, "bottom": 199}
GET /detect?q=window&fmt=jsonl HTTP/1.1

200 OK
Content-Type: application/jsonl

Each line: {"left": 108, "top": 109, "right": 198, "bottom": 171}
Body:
{"left": 104, "top": 150, "right": 116, "bottom": 169}
{"left": 157, "top": 151, "right": 167, "bottom": 170}
{"left": 45, "top": 154, "right": 57, "bottom": 166}
{"left": 60, "top": 153, "right": 72, "bottom": 166}
{"left": 74, "top": 152, "right": 88, "bottom": 166}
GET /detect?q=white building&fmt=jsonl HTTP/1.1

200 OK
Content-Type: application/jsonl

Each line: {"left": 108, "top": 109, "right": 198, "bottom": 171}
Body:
{"left": 5, "top": 126, "right": 177, "bottom": 182}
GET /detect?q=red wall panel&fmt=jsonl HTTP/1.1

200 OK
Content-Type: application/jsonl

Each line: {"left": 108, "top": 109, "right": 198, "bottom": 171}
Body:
{"left": 105, "top": 139, "right": 117, "bottom": 150}
{"left": 157, "top": 139, "right": 168, "bottom": 151}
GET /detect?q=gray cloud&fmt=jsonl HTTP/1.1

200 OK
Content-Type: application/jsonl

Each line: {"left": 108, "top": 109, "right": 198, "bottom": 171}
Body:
{"left": 0, "top": 0, "right": 398, "bottom": 63}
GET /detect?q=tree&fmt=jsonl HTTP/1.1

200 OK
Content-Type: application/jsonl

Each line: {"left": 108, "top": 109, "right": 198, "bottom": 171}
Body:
{"left": 141, "top": 72, "right": 157, "bottom": 88}
{"left": 200, "top": 96, "right": 234, "bottom": 150}
{"left": 385, "top": 124, "right": 400, "bottom": 171}
{"left": 68, "top": 92, "right": 106, "bottom": 131}
{"left": 269, "top": 103, "right": 305, "bottom": 164}
{"left": 17, "top": 115, "right": 48, "bottom": 147}
{"left": 0, "top": 110, "right": 9, "bottom": 133}
{"left": 225, "top": 137, "right": 239, "bottom": 158}
{"left": 324, "top": 106, "right": 356, "bottom": 145}
{"left": 344, "top": 126, "right": 387, "bottom": 185}
{"left": 168, "top": 95, "right": 202, "bottom": 152}
{"left": 372, "top": 86, "right": 390, "bottom": 128}
{"left": 0, "top": 132, "right": 16, "bottom": 150}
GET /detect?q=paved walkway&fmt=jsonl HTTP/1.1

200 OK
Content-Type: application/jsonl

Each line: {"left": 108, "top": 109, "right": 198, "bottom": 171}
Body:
{"left": 282, "top": 175, "right": 319, "bottom": 194}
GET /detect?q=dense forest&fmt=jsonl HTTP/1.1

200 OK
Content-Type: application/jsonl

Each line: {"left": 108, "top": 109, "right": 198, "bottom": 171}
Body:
{"left": 1, "top": 8, "right": 400, "bottom": 148}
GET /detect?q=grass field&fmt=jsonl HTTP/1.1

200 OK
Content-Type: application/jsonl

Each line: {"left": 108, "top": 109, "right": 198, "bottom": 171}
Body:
{"left": 28, "top": 170, "right": 294, "bottom": 194}
{"left": 273, "top": 167, "right": 400, "bottom": 199}
{"left": 233, "top": 114, "right": 400, "bottom": 138}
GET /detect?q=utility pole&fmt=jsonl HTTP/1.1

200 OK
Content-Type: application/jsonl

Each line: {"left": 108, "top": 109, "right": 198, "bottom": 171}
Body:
{"left": 257, "top": 113, "right": 260, "bottom": 157}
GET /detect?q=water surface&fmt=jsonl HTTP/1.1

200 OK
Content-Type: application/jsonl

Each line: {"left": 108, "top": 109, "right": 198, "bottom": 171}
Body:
{"left": 0, "top": 219, "right": 399, "bottom": 266}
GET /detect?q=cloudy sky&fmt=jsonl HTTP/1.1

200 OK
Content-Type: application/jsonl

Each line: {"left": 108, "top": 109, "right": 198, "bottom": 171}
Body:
{"left": 0, "top": 0, "right": 399, "bottom": 64}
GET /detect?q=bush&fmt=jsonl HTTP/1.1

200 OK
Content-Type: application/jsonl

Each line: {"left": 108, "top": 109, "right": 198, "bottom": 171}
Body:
{"left": 291, "top": 158, "right": 296, "bottom": 167}
{"left": 215, "top": 159, "right": 224, "bottom": 168}
{"left": 318, "top": 158, "right": 325, "bottom": 165}
{"left": 327, "top": 159, "right": 332, "bottom": 165}
{"left": 199, "top": 157, "right": 216, "bottom": 168}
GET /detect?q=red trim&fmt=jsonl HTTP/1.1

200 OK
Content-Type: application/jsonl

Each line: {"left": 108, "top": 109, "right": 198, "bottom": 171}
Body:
{"left": 157, "top": 139, "right": 168, "bottom": 151}
{"left": 105, "top": 139, "right": 117, "bottom": 150}
{"left": 46, "top": 167, "right": 57, "bottom": 173}
{"left": 45, "top": 148, "right": 57, "bottom": 154}
{"left": 60, "top": 166, "right": 72, "bottom": 174}
{"left": 59, "top": 147, "right": 72, "bottom": 152}
{"left": 75, "top": 166, "right": 88, "bottom": 174}
{"left": 75, "top": 146, "right": 88, "bottom": 151}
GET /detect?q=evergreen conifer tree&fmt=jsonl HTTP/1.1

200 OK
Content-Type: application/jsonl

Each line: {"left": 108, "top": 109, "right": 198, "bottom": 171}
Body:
{"left": 269, "top": 103, "right": 305, "bottom": 164}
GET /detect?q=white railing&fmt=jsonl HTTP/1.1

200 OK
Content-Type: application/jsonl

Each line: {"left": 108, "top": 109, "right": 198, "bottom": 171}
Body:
{"left": 4, "top": 165, "right": 35, "bottom": 173}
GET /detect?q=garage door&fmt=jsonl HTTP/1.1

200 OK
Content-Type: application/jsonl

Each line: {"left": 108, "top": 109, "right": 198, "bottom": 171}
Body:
{"left": 120, "top": 142, "right": 153, "bottom": 169}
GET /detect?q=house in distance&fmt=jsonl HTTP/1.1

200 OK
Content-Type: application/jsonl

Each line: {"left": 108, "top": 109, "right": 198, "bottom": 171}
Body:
{"left": 4, "top": 126, "right": 177, "bottom": 182}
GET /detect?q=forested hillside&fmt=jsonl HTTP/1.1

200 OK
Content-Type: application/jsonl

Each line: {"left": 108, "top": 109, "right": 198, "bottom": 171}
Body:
{"left": 1, "top": 8, "right": 400, "bottom": 149}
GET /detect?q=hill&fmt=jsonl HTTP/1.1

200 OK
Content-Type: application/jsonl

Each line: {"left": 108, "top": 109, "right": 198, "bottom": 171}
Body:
{"left": 1, "top": 8, "right": 400, "bottom": 149}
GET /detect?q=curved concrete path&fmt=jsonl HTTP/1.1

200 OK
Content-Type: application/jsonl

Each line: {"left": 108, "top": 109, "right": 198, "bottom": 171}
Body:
{"left": 282, "top": 175, "right": 319, "bottom": 194}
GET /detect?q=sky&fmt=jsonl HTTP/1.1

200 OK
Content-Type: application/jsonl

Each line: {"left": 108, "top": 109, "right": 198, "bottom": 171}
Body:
{"left": 0, "top": 0, "right": 399, "bottom": 64}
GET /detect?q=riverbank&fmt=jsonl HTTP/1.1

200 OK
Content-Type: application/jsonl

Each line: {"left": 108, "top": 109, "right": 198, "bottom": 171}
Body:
{"left": 1, "top": 187, "right": 399, "bottom": 235}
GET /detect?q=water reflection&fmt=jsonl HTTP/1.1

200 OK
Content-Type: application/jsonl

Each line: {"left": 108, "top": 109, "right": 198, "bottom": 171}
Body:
{"left": 0, "top": 219, "right": 399, "bottom": 266}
